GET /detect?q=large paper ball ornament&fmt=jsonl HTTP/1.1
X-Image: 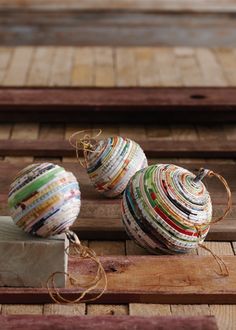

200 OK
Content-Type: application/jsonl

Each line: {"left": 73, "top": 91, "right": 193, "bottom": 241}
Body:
{"left": 8, "top": 163, "right": 81, "bottom": 237}
{"left": 121, "top": 164, "right": 213, "bottom": 254}
{"left": 85, "top": 136, "right": 148, "bottom": 198}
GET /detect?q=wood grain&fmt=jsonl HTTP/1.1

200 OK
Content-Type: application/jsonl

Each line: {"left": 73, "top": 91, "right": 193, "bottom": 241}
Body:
{"left": 0, "top": 0, "right": 235, "bottom": 12}
{"left": 210, "top": 305, "right": 236, "bottom": 330}
{"left": 43, "top": 304, "right": 85, "bottom": 315}
{"left": 4, "top": 139, "right": 236, "bottom": 158}
{"left": 0, "top": 255, "right": 236, "bottom": 304}
{"left": 129, "top": 303, "right": 171, "bottom": 316}
{"left": 1, "top": 305, "right": 43, "bottom": 315}
{"left": 87, "top": 304, "right": 128, "bottom": 316}
{"left": 3, "top": 47, "right": 34, "bottom": 86}
{"left": 0, "top": 315, "right": 219, "bottom": 330}
{"left": 1, "top": 87, "right": 236, "bottom": 123}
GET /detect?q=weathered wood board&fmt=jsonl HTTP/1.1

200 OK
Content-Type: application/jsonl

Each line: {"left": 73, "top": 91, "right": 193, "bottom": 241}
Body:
{"left": 0, "top": 139, "right": 236, "bottom": 158}
{"left": 1, "top": 11, "right": 236, "bottom": 47}
{"left": 0, "top": 0, "right": 235, "bottom": 12}
{"left": 0, "top": 216, "right": 68, "bottom": 287}
{"left": 0, "top": 162, "right": 235, "bottom": 241}
{"left": 0, "top": 315, "right": 219, "bottom": 330}
{"left": 0, "top": 88, "right": 236, "bottom": 123}
{"left": 0, "top": 255, "right": 236, "bottom": 304}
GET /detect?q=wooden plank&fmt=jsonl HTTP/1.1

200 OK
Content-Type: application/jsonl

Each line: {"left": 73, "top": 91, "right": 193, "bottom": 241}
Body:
{"left": 0, "top": 0, "right": 235, "bottom": 13}
{"left": 0, "top": 315, "right": 219, "bottom": 330}
{"left": 87, "top": 304, "right": 128, "bottom": 315}
{"left": 94, "top": 47, "right": 115, "bottom": 87}
{"left": 4, "top": 122, "right": 39, "bottom": 163}
{"left": 115, "top": 48, "right": 137, "bottom": 87}
{"left": 126, "top": 241, "right": 149, "bottom": 255}
{"left": 27, "top": 47, "right": 55, "bottom": 86}
{"left": 174, "top": 48, "right": 203, "bottom": 87}
{"left": 171, "top": 125, "right": 198, "bottom": 141}
{"left": 0, "top": 124, "right": 11, "bottom": 139}
{"left": 210, "top": 305, "right": 236, "bottom": 330}
{"left": 37, "top": 123, "right": 65, "bottom": 162}
{"left": 154, "top": 48, "right": 182, "bottom": 87}
{"left": 1, "top": 305, "right": 43, "bottom": 315}
{"left": 43, "top": 304, "right": 85, "bottom": 315}
{"left": 135, "top": 48, "right": 159, "bottom": 87}
{"left": 49, "top": 47, "right": 74, "bottom": 86}
{"left": 0, "top": 255, "right": 236, "bottom": 304}
{"left": 3, "top": 47, "right": 34, "bottom": 86}
{"left": 232, "top": 242, "right": 236, "bottom": 255}
{"left": 71, "top": 48, "right": 94, "bottom": 87}
{"left": 171, "top": 305, "right": 211, "bottom": 318}
{"left": 119, "top": 126, "right": 146, "bottom": 140}
{"left": 196, "top": 125, "right": 226, "bottom": 141}
{"left": 214, "top": 49, "right": 236, "bottom": 86}
{"left": 1, "top": 139, "right": 236, "bottom": 158}
{"left": 2, "top": 12, "right": 236, "bottom": 47}
{"left": 88, "top": 241, "right": 125, "bottom": 256}
{"left": 0, "top": 48, "right": 12, "bottom": 84}
{"left": 146, "top": 125, "right": 172, "bottom": 140}
{"left": 198, "top": 242, "right": 234, "bottom": 256}
{"left": 129, "top": 304, "right": 171, "bottom": 316}
{"left": 1, "top": 87, "right": 236, "bottom": 123}
{"left": 195, "top": 49, "right": 228, "bottom": 87}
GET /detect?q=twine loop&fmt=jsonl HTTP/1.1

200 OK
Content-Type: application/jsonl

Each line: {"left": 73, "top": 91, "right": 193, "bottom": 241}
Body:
{"left": 193, "top": 168, "right": 232, "bottom": 277}
{"left": 47, "top": 229, "right": 107, "bottom": 304}
{"left": 69, "top": 129, "right": 102, "bottom": 167}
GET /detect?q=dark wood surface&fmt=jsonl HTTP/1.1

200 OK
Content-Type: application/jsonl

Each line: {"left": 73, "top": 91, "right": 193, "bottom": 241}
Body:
{"left": 0, "top": 161, "right": 235, "bottom": 240}
{"left": 0, "top": 139, "right": 236, "bottom": 158}
{"left": 0, "top": 315, "right": 219, "bottom": 330}
{"left": 0, "top": 255, "right": 236, "bottom": 304}
{"left": 1, "top": 88, "right": 236, "bottom": 123}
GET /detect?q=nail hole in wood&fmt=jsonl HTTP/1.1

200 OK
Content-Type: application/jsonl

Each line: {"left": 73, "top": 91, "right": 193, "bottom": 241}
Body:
{"left": 190, "top": 94, "right": 206, "bottom": 100}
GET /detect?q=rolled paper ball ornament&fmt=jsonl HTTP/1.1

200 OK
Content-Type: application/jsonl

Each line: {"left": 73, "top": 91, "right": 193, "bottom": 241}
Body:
{"left": 8, "top": 162, "right": 81, "bottom": 237}
{"left": 70, "top": 131, "right": 148, "bottom": 198}
{"left": 8, "top": 162, "right": 107, "bottom": 304}
{"left": 121, "top": 164, "right": 232, "bottom": 255}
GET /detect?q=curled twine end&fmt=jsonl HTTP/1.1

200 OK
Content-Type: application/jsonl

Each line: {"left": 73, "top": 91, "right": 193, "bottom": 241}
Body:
{"left": 46, "top": 229, "right": 107, "bottom": 304}
{"left": 69, "top": 129, "right": 103, "bottom": 168}
{"left": 193, "top": 168, "right": 232, "bottom": 277}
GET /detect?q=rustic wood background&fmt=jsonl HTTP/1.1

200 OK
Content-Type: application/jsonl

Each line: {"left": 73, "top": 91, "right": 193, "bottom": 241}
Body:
{"left": 1, "top": 1, "right": 236, "bottom": 329}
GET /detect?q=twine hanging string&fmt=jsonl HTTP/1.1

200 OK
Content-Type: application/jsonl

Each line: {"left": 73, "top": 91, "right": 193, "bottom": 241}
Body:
{"left": 47, "top": 230, "right": 107, "bottom": 304}
{"left": 192, "top": 168, "right": 232, "bottom": 277}
{"left": 69, "top": 129, "right": 103, "bottom": 168}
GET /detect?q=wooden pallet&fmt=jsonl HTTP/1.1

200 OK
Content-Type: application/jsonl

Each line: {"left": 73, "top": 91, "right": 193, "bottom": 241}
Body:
{"left": 0, "top": 45, "right": 236, "bottom": 329}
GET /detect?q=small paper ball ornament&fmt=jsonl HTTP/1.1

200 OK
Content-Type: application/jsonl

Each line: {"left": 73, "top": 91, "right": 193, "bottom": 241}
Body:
{"left": 8, "top": 163, "right": 81, "bottom": 238}
{"left": 85, "top": 136, "right": 148, "bottom": 198}
{"left": 122, "top": 164, "right": 216, "bottom": 254}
